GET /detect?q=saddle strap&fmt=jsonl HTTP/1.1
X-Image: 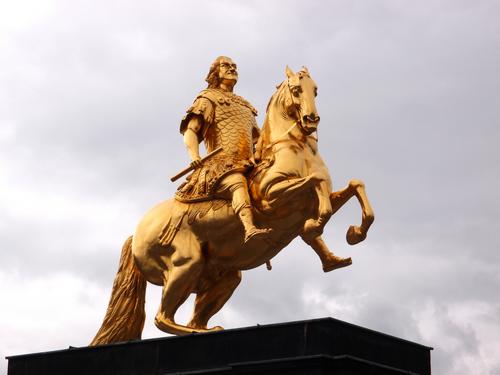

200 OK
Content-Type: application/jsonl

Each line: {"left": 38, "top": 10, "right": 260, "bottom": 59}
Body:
{"left": 158, "top": 210, "right": 187, "bottom": 247}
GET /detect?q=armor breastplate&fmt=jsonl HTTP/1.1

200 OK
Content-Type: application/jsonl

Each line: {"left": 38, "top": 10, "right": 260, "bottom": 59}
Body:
{"left": 204, "top": 92, "right": 256, "bottom": 161}
{"left": 176, "top": 90, "right": 258, "bottom": 203}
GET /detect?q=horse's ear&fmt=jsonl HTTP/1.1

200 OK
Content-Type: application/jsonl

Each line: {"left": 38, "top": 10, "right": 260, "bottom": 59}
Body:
{"left": 285, "top": 65, "right": 295, "bottom": 78}
{"left": 301, "top": 66, "right": 309, "bottom": 75}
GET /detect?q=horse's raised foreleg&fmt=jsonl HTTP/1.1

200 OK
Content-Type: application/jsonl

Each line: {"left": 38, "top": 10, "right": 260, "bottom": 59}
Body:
{"left": 330, "top": 179, "right": 374, "bottom": 245}
{"left": 303, "top": 179, "right": 333, "bottom": 236}
{"left": 187, "top": 270, "right": 242, "bottom": 330}
{"left": 301, "top": 234, "right": 352, "bottom": 272}
{"left": 263, "top": 174, "right": 317, "bottom": 206}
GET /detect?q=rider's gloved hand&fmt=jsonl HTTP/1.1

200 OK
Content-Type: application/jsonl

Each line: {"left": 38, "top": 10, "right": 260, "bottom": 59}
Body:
{"left": 190, "top": 156, "right": 202, "bottom": 169}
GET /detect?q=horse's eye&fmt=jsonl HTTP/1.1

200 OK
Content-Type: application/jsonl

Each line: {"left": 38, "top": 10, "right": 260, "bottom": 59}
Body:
{"left": 291, "top": 87, "right": 301, "bottom": 97}
{"left": 314, "top": 88, "right": 318, "bottom": 97}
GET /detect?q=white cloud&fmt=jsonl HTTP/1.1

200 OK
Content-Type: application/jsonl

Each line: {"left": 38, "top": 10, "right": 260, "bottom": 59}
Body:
{"left": 415, "top": 300, "right": 500, "bottom": 373}
{"left": 0, "top": 270, "right": 108, "bottom": 363}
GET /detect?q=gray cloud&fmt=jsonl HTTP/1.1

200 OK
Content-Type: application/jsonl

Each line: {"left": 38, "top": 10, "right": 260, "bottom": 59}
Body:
{"left": 1, "top": 1, "right": 499, "bottom": 374}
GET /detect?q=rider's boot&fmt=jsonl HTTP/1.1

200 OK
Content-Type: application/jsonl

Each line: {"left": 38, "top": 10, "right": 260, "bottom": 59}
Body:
{"left": 238, "top": 207, "right": 272, "bottom": 243}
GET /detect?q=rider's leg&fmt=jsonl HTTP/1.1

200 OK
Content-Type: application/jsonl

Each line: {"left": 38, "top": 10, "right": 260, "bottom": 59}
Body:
{"left": 188, "top": 270, "right": 242, "bottom": 330}
{"left": 218, "top": 173, "right": 271, "bottom": 243}
{"left": 301, "top": 233, "right": 352, "bottom": 272}
{"left": 238, "top": 206, "right": 272, "bottom": 242}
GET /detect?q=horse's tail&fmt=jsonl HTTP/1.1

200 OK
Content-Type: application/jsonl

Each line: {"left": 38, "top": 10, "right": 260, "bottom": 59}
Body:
{"left": 90, "top": 236, "right": 147, "bottom": 346}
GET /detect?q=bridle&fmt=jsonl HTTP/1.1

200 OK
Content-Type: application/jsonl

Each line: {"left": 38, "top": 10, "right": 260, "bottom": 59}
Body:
{"left": 260, "top": 77, "right": 318, "bottom": 156}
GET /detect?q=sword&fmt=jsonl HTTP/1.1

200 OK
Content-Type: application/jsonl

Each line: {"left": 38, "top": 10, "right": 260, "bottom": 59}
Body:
{"left": 170, "top": 147, "right": 223, "bottom": 182}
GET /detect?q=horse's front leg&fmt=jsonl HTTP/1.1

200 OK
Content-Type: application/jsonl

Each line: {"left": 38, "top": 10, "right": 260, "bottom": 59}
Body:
{"left": 317, "top": 180, "right": 333, "bottom": 224}
{"left": 330, "top": 179, "right": 374, "bottom": 245}
{"left": 301, "top": 233, "right": 352, "bottom": 272}
{"left": 303, "top": 179, "right": 333, "bottom": 236}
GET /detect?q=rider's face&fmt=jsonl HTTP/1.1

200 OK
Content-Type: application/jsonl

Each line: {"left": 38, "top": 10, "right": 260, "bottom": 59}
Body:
{"left": 218, "top": 58, "right": 238, "bottom": 83}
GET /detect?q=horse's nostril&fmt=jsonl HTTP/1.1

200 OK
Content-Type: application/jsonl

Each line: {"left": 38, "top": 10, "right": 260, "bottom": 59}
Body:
{"left": 304, "top": 114, "right": 320, "bottom": 123}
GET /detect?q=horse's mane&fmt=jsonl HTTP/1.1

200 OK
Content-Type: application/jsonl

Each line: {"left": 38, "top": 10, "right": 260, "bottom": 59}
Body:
{"left": 260, "top": 81, "right": 289, "bottom": 149}
{"left": 259, "top": 69, "right": 310, "bottom": 149}
{"left": 265, "top": 81, "right": 287, "bottom": 114}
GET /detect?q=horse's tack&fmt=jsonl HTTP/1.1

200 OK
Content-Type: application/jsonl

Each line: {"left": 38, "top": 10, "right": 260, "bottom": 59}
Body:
{"left": 158, "top": 210, "right": 186, "bottom": 247}
{"left": 260, "top": 77, "right": 318, "bottom": 157}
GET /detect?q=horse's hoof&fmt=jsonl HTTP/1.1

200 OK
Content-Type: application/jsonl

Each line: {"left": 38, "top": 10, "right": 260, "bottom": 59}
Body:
{"left": 155, "top": 315, "right": 215, "bottom": 336}
{"left": 185, "top": 322, "right": 224, "bottom": 333}
{"left": 210, "top": 325, "right": 224, "bottom": 332}
{"left": 154, "top": 316, "right": 175, "bottom": 333}
{"left": 346, "top": 225, "right": 366, "bottom": 245}
{"left": 194, "top": 325, "right": 224, "bottom": 333}
{"left": 322, "top": 256, "right": 352, "bottom": 272}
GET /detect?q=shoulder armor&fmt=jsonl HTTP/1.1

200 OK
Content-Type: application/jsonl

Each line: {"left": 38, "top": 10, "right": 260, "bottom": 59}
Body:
{"left": 197, "top": 89, "right": 220, "bottom": 104}
{"left": 233, "top": 94, "right": 258, "bottom": 116}
{"left": 197, "top": 90, "right": 258, "bottom": 116}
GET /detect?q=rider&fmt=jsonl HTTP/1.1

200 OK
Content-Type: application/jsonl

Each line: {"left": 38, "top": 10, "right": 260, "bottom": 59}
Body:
{"left": 176, "top": 56, "right": 271, "bottom": 243}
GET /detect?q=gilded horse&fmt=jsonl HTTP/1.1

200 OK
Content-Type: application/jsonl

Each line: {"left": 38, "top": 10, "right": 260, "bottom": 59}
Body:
{"left": 91, "top": 66, "right": 374, "bottom": 345}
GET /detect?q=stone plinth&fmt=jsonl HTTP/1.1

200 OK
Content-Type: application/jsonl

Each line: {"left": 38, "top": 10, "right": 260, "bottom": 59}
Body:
{"left": 6, "top": 317, "right": 432, "bottom": 374}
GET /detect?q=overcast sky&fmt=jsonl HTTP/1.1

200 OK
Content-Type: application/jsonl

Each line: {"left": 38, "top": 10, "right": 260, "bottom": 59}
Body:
{"left": 1, "top": 0, "right": 499, "bottom": 374}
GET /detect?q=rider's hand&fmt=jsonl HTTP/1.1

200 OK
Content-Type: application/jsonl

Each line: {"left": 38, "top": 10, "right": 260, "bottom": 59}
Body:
{"left": 254, "top": 151, "right": 261, "bottom": 164}
{"left": 190, "top": 156, "right": 202, "bottom": 169}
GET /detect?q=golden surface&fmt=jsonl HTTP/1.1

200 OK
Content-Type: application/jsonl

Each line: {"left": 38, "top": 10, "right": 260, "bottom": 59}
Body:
{"left": 91, "top": 58, "right": 374, "bottom": 345}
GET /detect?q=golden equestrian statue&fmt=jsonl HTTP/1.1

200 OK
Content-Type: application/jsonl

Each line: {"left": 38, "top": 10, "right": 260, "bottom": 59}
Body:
{"left": 91, "top": 56, "right": 374, "bottom": 345}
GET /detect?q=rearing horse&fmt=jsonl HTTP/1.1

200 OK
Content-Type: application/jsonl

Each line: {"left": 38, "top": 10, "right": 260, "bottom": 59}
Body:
{"left": 91, "top": 66, "right": 374, "bottom": 345}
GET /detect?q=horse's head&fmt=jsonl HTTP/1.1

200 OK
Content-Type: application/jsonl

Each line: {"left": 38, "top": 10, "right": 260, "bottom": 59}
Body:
{"left": 282, "top": 65, "right": 320, "bottom": 135}
{"left": 259, "top": 66, "right": 320, "bottom": 151}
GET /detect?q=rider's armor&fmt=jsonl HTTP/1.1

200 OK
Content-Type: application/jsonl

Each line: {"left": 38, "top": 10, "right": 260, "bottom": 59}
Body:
{"left": 176, "top": 89, "right": 260, "bottom": 202}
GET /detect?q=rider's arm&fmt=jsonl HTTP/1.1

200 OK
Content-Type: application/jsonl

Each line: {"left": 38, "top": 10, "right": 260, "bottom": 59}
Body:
{"left": 180, "top": 96, "right": 214, "bottom": 168}
{"left": 183, "top": 116, "right": 203, "bottom": 167}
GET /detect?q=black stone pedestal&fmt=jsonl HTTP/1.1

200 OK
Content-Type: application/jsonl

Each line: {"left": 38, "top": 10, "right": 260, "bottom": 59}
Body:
{"left": 6, "top": 317, "right": 432, "bottom": 374}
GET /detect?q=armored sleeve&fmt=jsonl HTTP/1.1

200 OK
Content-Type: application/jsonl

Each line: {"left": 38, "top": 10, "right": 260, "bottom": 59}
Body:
{"left": 179, "top": 97, "right": 215, "bottom": 143}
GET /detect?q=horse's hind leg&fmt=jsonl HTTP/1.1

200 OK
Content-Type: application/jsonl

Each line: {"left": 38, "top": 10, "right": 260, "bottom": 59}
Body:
{"left": 154, "top": 234, "right": 205, "bottom": 336}
{"left": 330, "top": 179, "right": 374, "bottom": 245}
{"left": 187, "top": 270, "right": 242, "bottom": 330}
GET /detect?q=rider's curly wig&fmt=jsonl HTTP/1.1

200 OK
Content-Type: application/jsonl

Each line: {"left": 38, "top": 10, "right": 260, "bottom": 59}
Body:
{"left": 205, "top": 56, "right": 230, "bottom": 89}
